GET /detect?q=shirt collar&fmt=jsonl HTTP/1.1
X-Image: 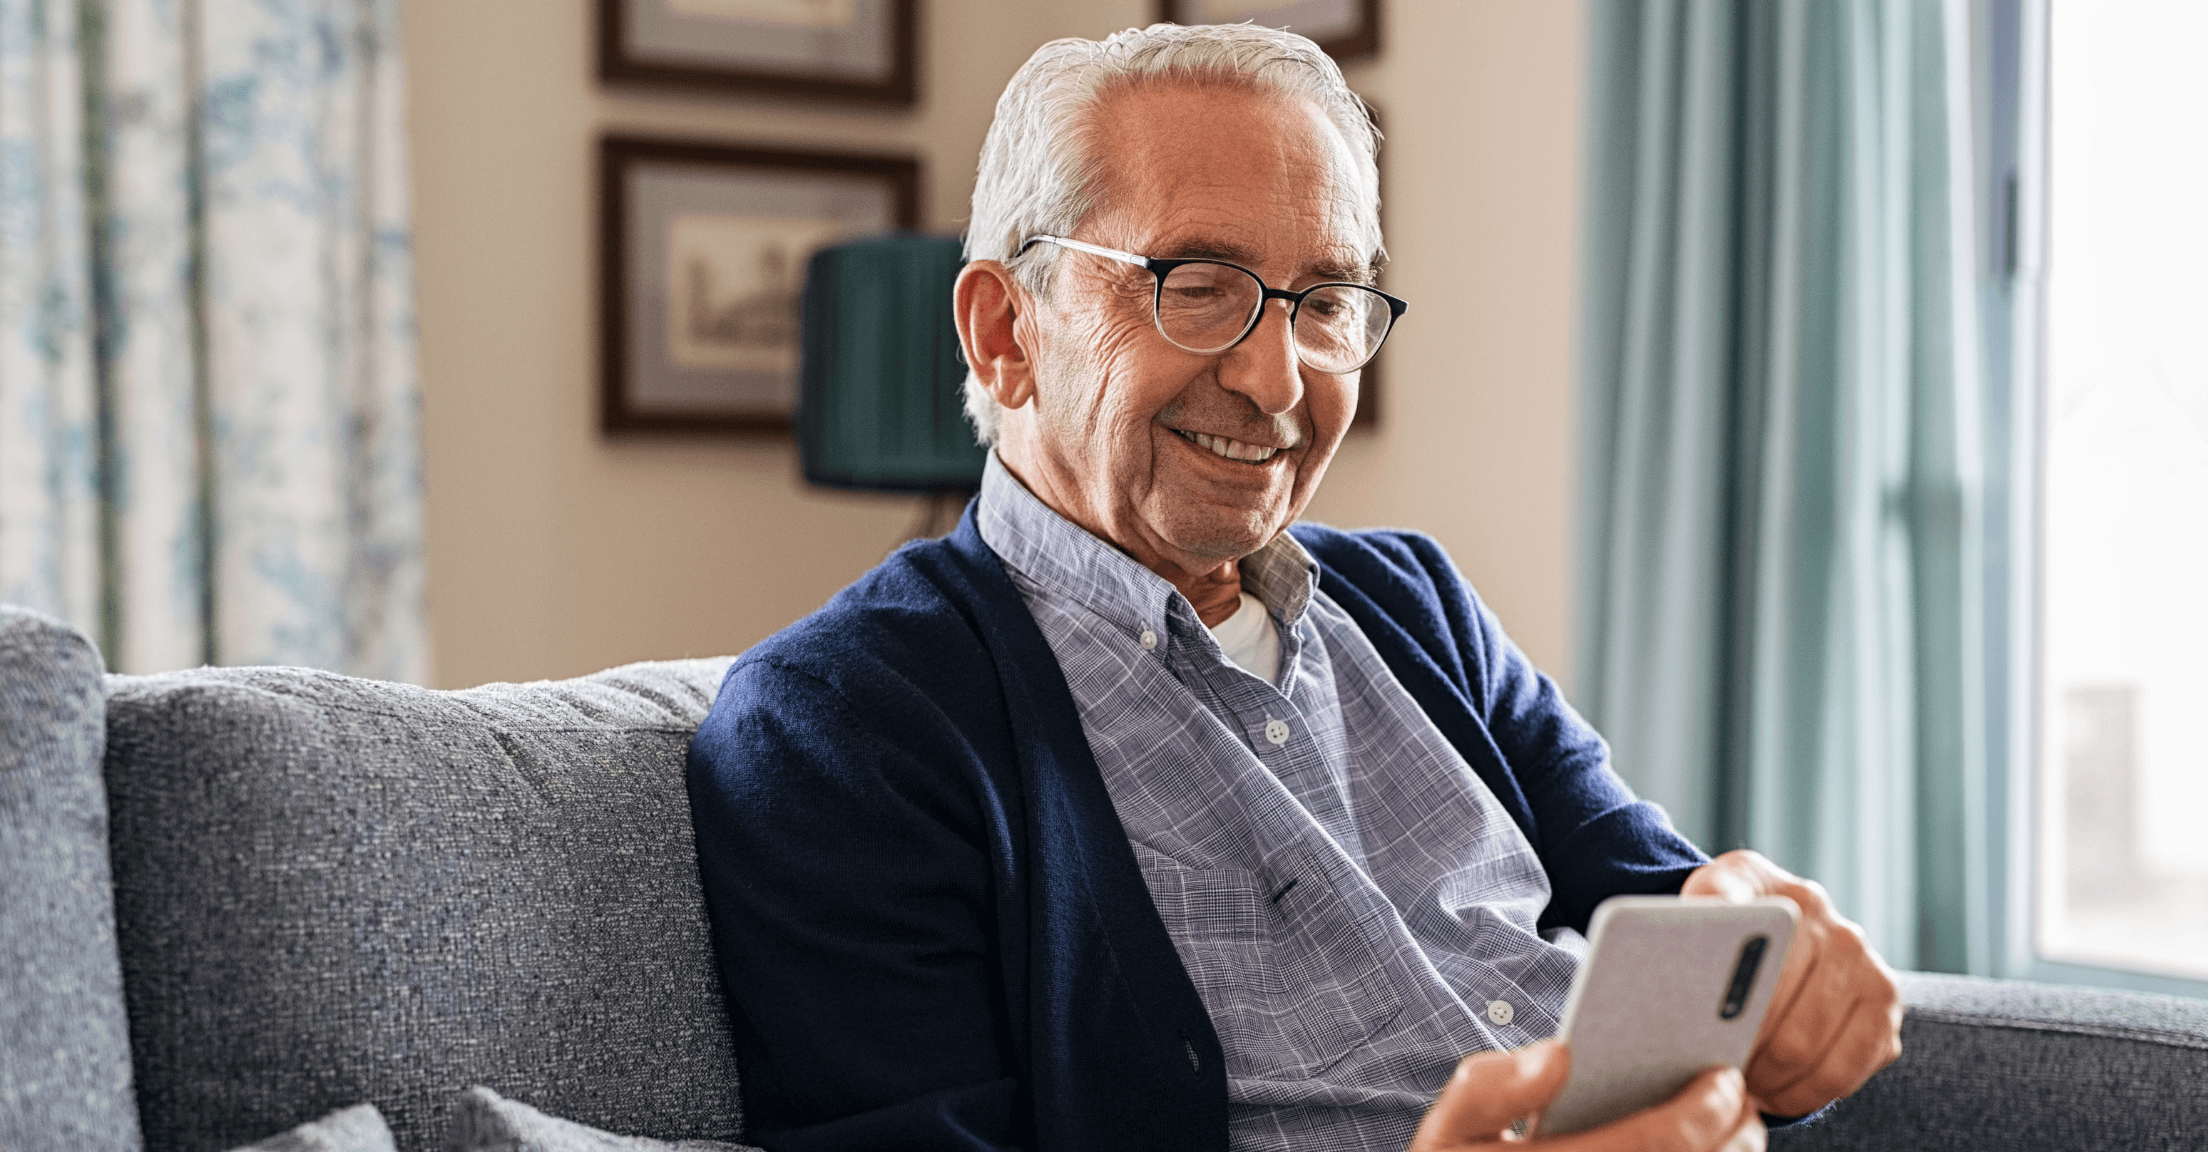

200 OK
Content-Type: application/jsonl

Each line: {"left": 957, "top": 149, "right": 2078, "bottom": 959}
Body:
{"left": 975, "top": 451, "right": 1318, "bottom": 639}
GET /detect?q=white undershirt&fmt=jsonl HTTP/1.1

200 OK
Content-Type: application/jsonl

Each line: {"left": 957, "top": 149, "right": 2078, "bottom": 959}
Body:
{"left": 1206, "top": 591, "right": 1282, "bottom": 686}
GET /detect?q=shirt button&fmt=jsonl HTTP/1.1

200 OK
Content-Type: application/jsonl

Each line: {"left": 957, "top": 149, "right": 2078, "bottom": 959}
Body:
{"left": 1138, "top": 629, "right": 1157, "bottom": 650}
{"left": 1264, "top": 718, "right": 1290, "bottom": 745}
{"left": 1486, "top": 999, "right": 1515, "bottom": 1027}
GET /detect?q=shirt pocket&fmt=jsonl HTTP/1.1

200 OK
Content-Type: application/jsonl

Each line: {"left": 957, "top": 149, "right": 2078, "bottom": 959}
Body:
{"left": 1133, "top": 843, "right": 1407, "bottom": 1082}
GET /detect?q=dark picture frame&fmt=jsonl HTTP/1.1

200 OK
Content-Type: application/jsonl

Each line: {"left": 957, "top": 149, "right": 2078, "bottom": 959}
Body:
{"left": 599, "top": 136, "right": 921, "bottom": 434}
{"left": 1154, "top": 0, "right": 1380, "bottom": 63}
{"left": 597, "top": 0, "right": 918, "bottom": 104}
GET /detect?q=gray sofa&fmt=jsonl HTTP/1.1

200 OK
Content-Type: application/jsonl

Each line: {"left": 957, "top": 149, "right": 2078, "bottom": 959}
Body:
{"left": 2, "top": 604, "right": 2202, "bottom": 1151}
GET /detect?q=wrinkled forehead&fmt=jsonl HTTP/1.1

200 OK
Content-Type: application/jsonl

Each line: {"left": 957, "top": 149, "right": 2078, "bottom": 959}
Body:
{"left": 1078, "top": 77, "right": 1381, "bottom": 275}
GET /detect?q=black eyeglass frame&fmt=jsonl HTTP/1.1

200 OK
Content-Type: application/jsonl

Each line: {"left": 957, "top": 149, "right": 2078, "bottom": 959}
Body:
{"left": 1016, "top": 234, "right": 1408, "bottom": 374}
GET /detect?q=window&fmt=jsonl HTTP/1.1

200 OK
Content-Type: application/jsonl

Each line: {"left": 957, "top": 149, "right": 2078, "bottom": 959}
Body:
{"left": 2035, "top": 0, "right": 2208, "bottom": 986}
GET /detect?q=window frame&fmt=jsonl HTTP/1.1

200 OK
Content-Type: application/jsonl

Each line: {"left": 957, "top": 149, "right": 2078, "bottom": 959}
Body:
{"left": 1998, "top": 0, "right": 2208, "bottom": 1000}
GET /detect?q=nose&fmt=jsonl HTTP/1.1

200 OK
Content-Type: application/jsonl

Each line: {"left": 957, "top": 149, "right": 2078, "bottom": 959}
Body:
{"left": 1219, "top": 297, "right": 1304, "bottom": 416}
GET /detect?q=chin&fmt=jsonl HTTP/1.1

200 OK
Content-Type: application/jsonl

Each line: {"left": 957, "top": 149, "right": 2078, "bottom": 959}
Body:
{"left": 1156, "top": 505, "right": 1283, "bottom": 564}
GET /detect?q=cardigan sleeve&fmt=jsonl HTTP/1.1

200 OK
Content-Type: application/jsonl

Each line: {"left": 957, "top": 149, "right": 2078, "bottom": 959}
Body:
{"left": 685, "top": 655, "right": 1028, "bottom": 1152}
{"left": 1439, "top": 544, "right": 1710, "bottom": 929}
{"left": 1298, "top": 526, "right": 1708, "bottom": 931}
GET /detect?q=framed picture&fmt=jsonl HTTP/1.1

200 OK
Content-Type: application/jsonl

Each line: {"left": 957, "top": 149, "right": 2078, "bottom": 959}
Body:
{"left": 598, "top": 0, "right": 917, "bottom": 104}
{"left": 1154, "top": 0, "right": 1380, "bottom": 63}
{"left": 599, "top": 136, "right": 920, "bottom": 434}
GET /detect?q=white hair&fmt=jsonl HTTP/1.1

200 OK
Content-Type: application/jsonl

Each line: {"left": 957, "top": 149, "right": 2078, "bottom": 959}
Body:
{"left": 960, "top": 23, "right": 1385, "bottom": 446}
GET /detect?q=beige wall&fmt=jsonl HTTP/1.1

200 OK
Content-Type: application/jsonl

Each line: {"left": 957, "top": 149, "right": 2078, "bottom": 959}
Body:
{"left": 404, "top": 0, "right": 1585, "bottom": 690}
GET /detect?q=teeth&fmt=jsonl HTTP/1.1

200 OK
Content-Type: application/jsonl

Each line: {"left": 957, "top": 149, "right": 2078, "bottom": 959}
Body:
{"left": 1179, "top": 430, "right": 1280, "bottom": 463}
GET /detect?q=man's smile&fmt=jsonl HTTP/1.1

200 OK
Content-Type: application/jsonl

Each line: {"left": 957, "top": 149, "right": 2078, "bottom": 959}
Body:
{"left": 1170, "top": 427, "right": 1286, "bottom": 465}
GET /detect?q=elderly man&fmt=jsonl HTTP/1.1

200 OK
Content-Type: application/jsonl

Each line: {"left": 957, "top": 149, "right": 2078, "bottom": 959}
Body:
{"left": 686, "top": 22, "right": 1901, "bottom": 1152}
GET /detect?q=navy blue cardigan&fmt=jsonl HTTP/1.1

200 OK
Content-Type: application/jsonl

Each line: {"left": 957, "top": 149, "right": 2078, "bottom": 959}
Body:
{"left": 685, "top": 512, "right": 1707, "bottom": 1152}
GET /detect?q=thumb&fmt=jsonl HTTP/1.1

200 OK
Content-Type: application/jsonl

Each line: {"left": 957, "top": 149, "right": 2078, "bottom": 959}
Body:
{"left": 1409, "top": 1041, "right": 1569, "bottom": 1150}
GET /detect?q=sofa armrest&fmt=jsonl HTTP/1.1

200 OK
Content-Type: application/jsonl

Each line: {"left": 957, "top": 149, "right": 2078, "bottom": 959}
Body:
{"left": 0, "top": 606, "right": 141, "bottom": 1151}
{"left": 1772, "top": 971, "right": 2208, "bottom": 1151}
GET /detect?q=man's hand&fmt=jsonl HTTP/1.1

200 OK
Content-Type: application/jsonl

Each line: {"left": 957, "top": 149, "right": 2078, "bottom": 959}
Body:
{"left": 1408, "top": 1041, "right": 1763, "bottom": 1151}
{"left": 1681, "top": 850, "right": 1904, "bottom": 1116}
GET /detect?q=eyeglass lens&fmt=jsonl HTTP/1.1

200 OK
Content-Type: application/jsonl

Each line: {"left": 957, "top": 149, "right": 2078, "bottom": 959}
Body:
{"left": 1156, "top": 262, "right": 1391, "bottom": 373}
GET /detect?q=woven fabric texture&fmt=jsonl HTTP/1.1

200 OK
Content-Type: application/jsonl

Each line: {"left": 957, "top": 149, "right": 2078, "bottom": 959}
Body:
{"left": 0, "top": 606, "right": 143, "bottom": 1152}
{"left": 102, "top": 657, "right": 744, "bottom": 1152}
{"left": 1772, "top": 972, "right": 2208, "bottom": 1151}
{"left": 224, "top": 1103, "right": 395, "bottom": 1152}
{"left": 448, "top": 1087, "right": 758, "bottom": 1152}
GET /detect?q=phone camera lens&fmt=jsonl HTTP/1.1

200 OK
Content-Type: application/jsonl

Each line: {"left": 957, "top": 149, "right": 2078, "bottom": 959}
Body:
{"left": 1719, "top": 934, "right": 1769, "bottom": 1020}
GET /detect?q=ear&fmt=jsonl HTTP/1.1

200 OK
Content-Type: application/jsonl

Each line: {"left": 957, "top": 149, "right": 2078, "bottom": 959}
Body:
{"left": 954, "top": 260, "right": 1038, "bottom": 410}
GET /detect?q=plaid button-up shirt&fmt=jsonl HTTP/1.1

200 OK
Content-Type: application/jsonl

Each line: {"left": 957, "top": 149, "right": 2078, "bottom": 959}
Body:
{"left": 977, "top": 456, "right": 1586, "bottom": 1152}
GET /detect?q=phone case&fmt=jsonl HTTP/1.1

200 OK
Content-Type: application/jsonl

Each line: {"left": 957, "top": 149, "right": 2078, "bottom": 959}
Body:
{"left": 1534, "top": 896, "right": 1798, "bottom": 1137}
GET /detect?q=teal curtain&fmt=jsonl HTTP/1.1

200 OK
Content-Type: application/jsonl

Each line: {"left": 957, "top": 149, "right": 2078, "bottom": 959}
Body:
{"left": 1577, "top": 0, "right": 2000, "bottom": 973}
{"left": 0, "top": 0, "right": 425, "bottom": 680}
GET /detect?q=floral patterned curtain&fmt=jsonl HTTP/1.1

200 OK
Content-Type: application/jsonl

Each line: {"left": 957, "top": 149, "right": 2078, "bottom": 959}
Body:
{"left": 0, "top": 0, "right": 425, "bottom": 682}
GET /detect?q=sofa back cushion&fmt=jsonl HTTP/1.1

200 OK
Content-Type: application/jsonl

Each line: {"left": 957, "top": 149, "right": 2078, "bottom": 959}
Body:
{"left": 102, "top": 658, "right": 742, "bottom": 1152}
{"left": 0, "top": 607, "right": 143, "bottom": 1152}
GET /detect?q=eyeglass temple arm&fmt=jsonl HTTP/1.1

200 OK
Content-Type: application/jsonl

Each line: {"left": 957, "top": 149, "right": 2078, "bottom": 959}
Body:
{"left": 1020, "top": 235, "right": 1152, "bottom": 269}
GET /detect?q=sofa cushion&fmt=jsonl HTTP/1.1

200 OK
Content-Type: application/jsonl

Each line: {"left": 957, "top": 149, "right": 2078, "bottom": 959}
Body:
{"left": 1771, "top": 971, "right": 2208, "bottom": 1151}
{"left": 0, "top": 606, "right": 142, "bottom": 1152}
{"left": 225, "top": 1103, "right": 394, "bottom": 1152}
{"left": 448, "top": 1086, "right": 759, "bottom": 1152}
{"left": 103, "top": 658, "right": 742, "bottom": 1152}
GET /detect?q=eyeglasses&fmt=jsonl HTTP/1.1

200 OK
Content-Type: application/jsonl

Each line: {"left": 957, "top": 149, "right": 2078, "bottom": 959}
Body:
{"left": 1017, "top": 235, "right": 1407, "bottom": 375}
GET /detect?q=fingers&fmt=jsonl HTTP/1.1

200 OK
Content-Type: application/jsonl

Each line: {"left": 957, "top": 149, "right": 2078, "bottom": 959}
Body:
{"left": 1683, "top": 854, "right": 1821, "bottom": 1070}
{"left": 1745, "top": 893, "right": 1844, "bottom": 1077}
{"left": 1681, "top": 851, "right": 1820, "bottom": 1049}
{"left": 1408, "top": 1041, "right": 1569, "bottom": 1150}
{"left": 1747, "top": 911, "right": 1903, "bottom": 1110}
{"left": 1718, "top": 1102, "right": 1768, "bottom": 1152}
{"left": 1752, "top": 990, "right": 1905, "bottom": 1116}
{"left": 1540, "top": 1066, "right": 1761, "bottom": 1152}
{"left": 1683, "top": 851, "right": 1904, "bottom": 1115}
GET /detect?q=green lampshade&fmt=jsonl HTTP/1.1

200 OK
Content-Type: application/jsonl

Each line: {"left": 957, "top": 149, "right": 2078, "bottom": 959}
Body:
{"left": 796, "top": 233, "right": 987, "bottom": 492}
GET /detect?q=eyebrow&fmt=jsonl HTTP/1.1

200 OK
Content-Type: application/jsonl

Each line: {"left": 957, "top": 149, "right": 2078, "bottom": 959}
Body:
{"left": 1156, "top": 238, "right": 1378, "bottom": 286}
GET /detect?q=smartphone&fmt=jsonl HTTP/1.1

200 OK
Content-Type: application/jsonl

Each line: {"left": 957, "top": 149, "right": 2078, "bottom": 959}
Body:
{"left": 1532, "top": 895, "right": 1798, "bottom": 1137}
